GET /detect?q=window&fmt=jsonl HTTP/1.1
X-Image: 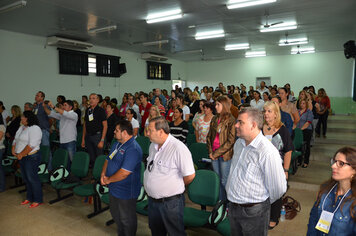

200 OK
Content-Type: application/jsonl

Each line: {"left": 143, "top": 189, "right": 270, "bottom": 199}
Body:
{"left": 88, "top": 55, "right": 96, "bottom": 74}
{"left": 147, "top": 61, "right": 171, "bottom": 80}
{"left": 59, "top": 49, "right": 88, "bottom": 75}
{"left": 96, "top": 55, "right": 120, "bottom": 77}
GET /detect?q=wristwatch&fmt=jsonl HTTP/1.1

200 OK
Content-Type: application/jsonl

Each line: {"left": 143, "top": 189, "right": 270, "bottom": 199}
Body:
{"left": 284, "top": 168, "right": 289, "bottom": 172}
{"left": 100, "top": 139, "right": 104, "bottom": 142}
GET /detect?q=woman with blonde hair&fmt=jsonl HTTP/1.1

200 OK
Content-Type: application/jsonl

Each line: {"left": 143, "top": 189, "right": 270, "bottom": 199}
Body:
{"left": 144, "top": 105, "right": 161, "bottom": 136}
{"left": 5, "top": 105, "right": 22, "bottom": 141}
{"left": 189, "top": 91, "right": 200, "bottom": 118}
{"left": 262, "top": 101, "right": 294, "bottom": 229}
{"left": 207, "top": 95, "right": 236, "bottom": 201}
{"left": 307, "top": 147, "right": 356, "bottom": 235}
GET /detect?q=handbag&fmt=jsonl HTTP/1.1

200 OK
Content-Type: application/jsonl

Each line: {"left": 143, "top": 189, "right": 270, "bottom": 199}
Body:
{"left": 282, "top": 195, "right": 301, "bottom": 220}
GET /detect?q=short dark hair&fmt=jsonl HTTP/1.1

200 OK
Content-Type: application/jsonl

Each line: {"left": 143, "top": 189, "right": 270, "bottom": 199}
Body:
{"left": 38, "top": 91, "right": 45, "bottom": 98}
{"left": 115, "top": 120, "right": 133, "bottom": 136}
{"left": 0, "top": 101, "right": 5, "bottom": 110}
{"left": 150, "top": 116, "right": 170, "bottom": 134}
{"left": 82, "top": 95, "right": 88, "bottom": 100}
{"left": 64, "top": 100, "right": 74, "bottom": 109}
{"left": 0, "top": 112, "right": 3, "bottom": 125}
{"left": 57, "top": 95, "right": 66, "bottom": 103}
{"left": 23, "top": 111, "right": 39, "bottom": 127}
{"left": 127, "top": 108, "right": 137, "bottom": 119}
{"left": 110, "top": 98, "right": 118, "bottom": 105}
{"left": 140, "top": 93, "right": 148, "bottom": 98}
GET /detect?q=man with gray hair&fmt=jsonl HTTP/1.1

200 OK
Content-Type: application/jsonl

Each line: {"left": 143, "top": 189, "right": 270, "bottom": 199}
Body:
{"left": 226, "top": 108, "right": 286, "bottom": 236}
{"left": 144, "top": 116, "right": 195, "bottom": 236}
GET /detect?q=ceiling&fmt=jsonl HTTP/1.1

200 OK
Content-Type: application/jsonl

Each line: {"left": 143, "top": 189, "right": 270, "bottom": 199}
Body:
{"left": 0, "top": 0, "right": 355, "bottom": 61}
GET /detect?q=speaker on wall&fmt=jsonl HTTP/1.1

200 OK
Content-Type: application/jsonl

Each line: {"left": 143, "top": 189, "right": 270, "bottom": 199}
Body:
{"left": 118, "top": 63, "right": 127, "bottom": 76}
{"left": 344, "top": 40, "right": 356, "bottom": 59}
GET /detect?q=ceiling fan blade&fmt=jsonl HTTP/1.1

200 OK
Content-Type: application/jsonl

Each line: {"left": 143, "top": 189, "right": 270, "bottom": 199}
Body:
{"left": 270, "top": 21, "right": 284, "bottom": 26}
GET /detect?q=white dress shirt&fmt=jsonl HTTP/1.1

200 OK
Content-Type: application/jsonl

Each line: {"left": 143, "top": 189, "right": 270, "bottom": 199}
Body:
{"left": 49, "top": 110, "right": 78, "bottom": 143}
{"left": 226, "top": 132, "right": 287, "bottom": 204}
{"left": 144, "top": 134, "right": 195, "bottom": 199}
{"left": 250, "top": 99, "right": 265, "bottom": 111}
{"left": 13, "top": 125, "right": 42, "bottom": 153}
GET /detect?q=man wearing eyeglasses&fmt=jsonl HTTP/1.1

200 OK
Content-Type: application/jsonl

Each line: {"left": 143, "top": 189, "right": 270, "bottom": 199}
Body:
{"left": 101, "top": 120, "right": 142, "bottom": 236}
{"left": 144, "top": 116, "right": 195, "bottom": 236}
{"left": 226, "top": 108, "right": 287, "bottom": 236}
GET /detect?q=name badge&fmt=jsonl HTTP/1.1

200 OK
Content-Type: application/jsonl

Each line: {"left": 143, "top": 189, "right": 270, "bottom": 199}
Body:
{"left": 120, "top": 108, "right": 124, "bottom": 112}
{"left": 89, "top": 114, "right": 94, "bottom": 121}
{"left": 315, "top": 210, "right": 334, "bottom": 234}
{"left": 141, "top": 110, "right": 145, "bottom": 116}
{"left": 190, "top": 103, "right": 194, "bottom": 107}
{"left": 109, "top": 149, "right": 118, "bottom": 160}
{"left": 218, "top": 128, "right": 221, "bottom": 133}
{"left": 169, "top": 112, "right": 173, "bottom": 117}
{"left": 34, "top": 109, "right": 38, "bottom": 115}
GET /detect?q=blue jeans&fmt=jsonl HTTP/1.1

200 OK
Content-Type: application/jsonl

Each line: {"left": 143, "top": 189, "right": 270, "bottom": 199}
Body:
{"left": 60, "top": 141, "right": 76, "bottom": 170}
{"left": 0, "top": 149, "right": 5, "bottom": 192}
{"left": 148, "top": 195, "right": 186, "bottom": 236}
{"left": 212, "top": 157, "right": 231, "bottom": 201}
{"left": 41, "top": 129, "right": 53, "bottom": 170}
{"left": 228, "top": 198, "right": 270, "bottom": 236}
{"left": 19, "top": 152, "right": 43, "bottom": 203}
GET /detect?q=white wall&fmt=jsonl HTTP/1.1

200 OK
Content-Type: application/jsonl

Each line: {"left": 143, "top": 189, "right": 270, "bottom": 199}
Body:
{"left": 186, "top": 51, "right": 354, "bottom": 97}
{"left": 0, "top": 29, "right": 186, "bottom": 108}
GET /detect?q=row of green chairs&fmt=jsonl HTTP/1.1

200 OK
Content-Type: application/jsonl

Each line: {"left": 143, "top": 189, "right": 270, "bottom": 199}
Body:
{"left": 289, "top": 128, "right": 304, "bottom": 175}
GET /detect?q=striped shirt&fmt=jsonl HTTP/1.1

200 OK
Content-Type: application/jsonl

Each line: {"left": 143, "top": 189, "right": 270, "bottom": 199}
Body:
{"left": 226, "top": 131, "right": 287, "bottom": 204}
{"left": 169, "top": 120, "right": 189, "bottom": 144}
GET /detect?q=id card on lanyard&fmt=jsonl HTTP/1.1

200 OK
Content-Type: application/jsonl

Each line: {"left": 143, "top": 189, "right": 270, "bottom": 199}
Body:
{"left": 109, "top": 143, "right": 124, "bottom": 160}
{"left": 315, "top": 184, "right": 350, "bottom": 234}
{"left": 88, "top": 109, "right": 94, "bottom": 121}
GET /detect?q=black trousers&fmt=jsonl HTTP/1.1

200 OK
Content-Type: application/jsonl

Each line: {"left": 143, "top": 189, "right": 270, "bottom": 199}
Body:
{"left": 302, "top": 129, "right": 313, "bottom": 164}
{"left": 270, "top": 198, "right": 283, "bottom": 223}
{"left": 109, "top": 194, "right": 137, "bottom": 236}
{"left": 85, "top": 133, "right": 103, "bottom": 167}
{"left": 316, "top": 112, "right": 329, "bottom": 136}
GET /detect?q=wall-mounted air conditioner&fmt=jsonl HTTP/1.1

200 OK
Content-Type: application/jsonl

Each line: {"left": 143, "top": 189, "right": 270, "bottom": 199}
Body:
{"left": 141, "top": 53, "right": 168, "bottom": 61}
{"left": 46, "top": 36, "right": 93, "bottom": 50}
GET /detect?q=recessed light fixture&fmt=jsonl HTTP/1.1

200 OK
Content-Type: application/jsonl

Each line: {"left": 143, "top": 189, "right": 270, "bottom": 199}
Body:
{"left": 142, "top": 40, "right": 169, "bottom": 46}
{"left": 245, "top": 51, "right": 266, "bottom": 57}
{"left": 260, "top": 22, "right": 297, "bottom": 32}
{"left": 0, "top": 0, "right": 26, "bottom": 13}
{"left": 146, "top": 9, "right": 183, "bottom": 24}
{"left": 291, "top": 46, "right": 315, "bottom": 54}
{"left": 175, "top": 49, "right": 203, "bottom": 54}
{"left": 195, "top": 30, "right": 225, "bottom": 40}
{"left": 88, "top": 25, "right": 117, "bottom": 34}
{"left": 227, "top": 0, "right": 276, "bottom": 9}
{"left": 279, "top": 37, "right": 308, "bottom": 46}
{"left": 225, "top": 43, "right": 250, "bottom": 51}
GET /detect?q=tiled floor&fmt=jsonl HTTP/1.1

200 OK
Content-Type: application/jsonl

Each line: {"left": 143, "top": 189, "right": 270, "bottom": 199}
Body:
{"left": 1, "top": 114, "right": 355, "bottom": 236}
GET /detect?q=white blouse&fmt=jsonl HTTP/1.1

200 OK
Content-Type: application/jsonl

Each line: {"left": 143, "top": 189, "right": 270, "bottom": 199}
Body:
{"left": 13, "top": 125, "right": 42, "bottom": 154}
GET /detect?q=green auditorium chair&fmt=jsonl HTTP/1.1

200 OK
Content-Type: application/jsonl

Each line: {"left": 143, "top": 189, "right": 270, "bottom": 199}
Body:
{"left": 189, "top": 143, "right": 209, "bottom": 169}
{"left": 290, "top": 128, "right": 304, "bottom": 175}
{"left": 183, "top": 169, "right": 220, "bottom": 228}
{"left": 135, "top": 136, "right": 151, "bottom": 161}
{"left": 73, "top": 155, "right": 107, "bottom": 218}
{"left": 216, "top": 218, "right": 231, "bottom": 236}
{"left": 136, "top": 162, "right": 148, "bottom": 216}
{"left": 186, "top": 133, "right": 197, "bottom": 147}
{"left": 39, "top": 148, "right": 68, "bottom": 183}
{"left": 49, "top": 151, "right": 89, "bottom": 204}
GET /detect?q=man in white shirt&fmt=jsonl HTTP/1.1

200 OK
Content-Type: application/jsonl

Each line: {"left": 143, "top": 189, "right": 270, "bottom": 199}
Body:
{"left": 144, "top": 116, "right": 195, "bottom": 236}
{"left": 226, "top": 108, "right": 286, "bottom": 236}
{"left": 257, "top": 81, "right": 269, "bottom": 95}
{"left": 44, "top": 100, "right": 78, "bottom": 169}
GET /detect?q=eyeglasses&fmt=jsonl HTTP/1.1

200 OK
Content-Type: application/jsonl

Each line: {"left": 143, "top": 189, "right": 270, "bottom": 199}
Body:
{"left": 148, "top": 160, "right": 154, "bottom": 172}
{"left": 331, "top": 159, "right": 351, "bottom": 168}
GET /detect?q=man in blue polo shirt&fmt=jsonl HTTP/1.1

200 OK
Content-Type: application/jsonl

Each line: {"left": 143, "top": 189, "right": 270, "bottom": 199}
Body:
{"left": 101, "top": 119, "right": 142, "bottom": 236}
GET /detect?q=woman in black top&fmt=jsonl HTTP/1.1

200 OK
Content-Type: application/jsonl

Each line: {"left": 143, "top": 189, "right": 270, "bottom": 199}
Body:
{"left": 5, "top": 105, "right": 21, "bottom": 141}
{"left": 105, "top": 103, "right": 119, "bottom": 148}
{"left": 73, "top": 100, "right": 82, "bottom": 127}
{"left": 263, "top": 101, "right": 294, "bottom": 229}
{"left": 169, "top": 108, "right": 188, "bottom": 144}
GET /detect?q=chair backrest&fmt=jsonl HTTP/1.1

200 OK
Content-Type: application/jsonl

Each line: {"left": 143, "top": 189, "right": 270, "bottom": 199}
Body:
{"left": 92, "top": 155, "right": 107, "bottom": 180}
{"left": 189, "top": 143, "right": 208, "bottom": 166}
{"left": 293, "top": 128, "right": 303, "bottom": 150}
{"left": 188, "top": 169, "right": 220, "bottom": 207}
{"left": 140, "top": 162, "right": 145, "bottom": 184}
{"left": 136, "top": 136, "right": 151, "bottom": 156}
{"left": 6, "top": 140, "right": 12, "bottom": 156}
{"left": 40, "top": 145, "right": 51, "bottom": 164}
{"left": 52, "top": 148, "right": 69, "bottom": 170}
{"left": 186, "top": 133, "right": 197, "bottom": 147}
{"left": 76, "top": 127, "right": 83, "bottom": 149}
{"left": 71, "top": 151, "right": 90, "bottom": 178}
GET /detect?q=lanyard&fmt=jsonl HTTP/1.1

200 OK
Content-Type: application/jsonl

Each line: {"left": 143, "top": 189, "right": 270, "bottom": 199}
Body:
{"left": 108, "top": 142, "right": 124, "bottom": 160}
{"left": 322, "top": 184, "right": 351, "bottom": 214}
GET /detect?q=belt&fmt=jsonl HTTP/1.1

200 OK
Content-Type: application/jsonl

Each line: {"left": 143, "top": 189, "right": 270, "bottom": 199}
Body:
{"left": 149, "top": 194, "right": 182, "bottom": 203}
{"left": 28, "top": 150, "right": 39, "bottom": 156}
{"left": 231, "top": 202, "right": 262, "bottom": 208}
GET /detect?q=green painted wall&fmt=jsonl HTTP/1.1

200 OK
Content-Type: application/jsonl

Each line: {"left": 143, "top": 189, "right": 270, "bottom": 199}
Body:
{"left": 330, "top": 97, "right": 356, "bottom": 114}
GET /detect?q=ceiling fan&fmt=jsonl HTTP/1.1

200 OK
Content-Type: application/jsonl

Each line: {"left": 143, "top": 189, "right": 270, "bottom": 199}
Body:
{"left": 262, "top": 12, "right": 283, "bottom": 28}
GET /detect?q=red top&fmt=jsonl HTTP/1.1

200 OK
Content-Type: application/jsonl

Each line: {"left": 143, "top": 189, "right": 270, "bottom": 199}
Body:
{"left": 139, "top": 102, "right": 152, "bottom": 128}
{"left": 166, "top": 109, "right": 174, "bottom": 122}
{"left": 315, "top": 96, "right": 331, "bottom": 111}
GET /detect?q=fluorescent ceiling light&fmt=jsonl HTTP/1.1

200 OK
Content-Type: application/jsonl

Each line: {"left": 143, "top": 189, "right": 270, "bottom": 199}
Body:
{"left": 175, "top": 49, "right": 203, "bottom": 54}
{"left": 291, "top": 47, "right": 315, "bottom": 54}
{"left": 0, "top": 0, "right": 26, "bottom": 13}
{"left": 279, "top": 37, "right": 308, "bottom": 46}
{"left": 142, "top": 40, "right": 169, "bottom": 46}
{"left": 227, "top": 0, "right": 276, "bottom": 9}
{"left": 245, "top": 51, "right": 266, "bottom": 57}
{"left": 225, "top": 43, "right": 250, "bottom": 51}
{"left": 195, "top": 30, "right": 225, "bottom": 40}
{"left": 146, "top": 9, "right": 183, "bottom": 24}
{"left": 88, "top": 25, "right": 117, "bottom": 34}
{"left": 260, "top": 22, "right": 297, "bottom": 32}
